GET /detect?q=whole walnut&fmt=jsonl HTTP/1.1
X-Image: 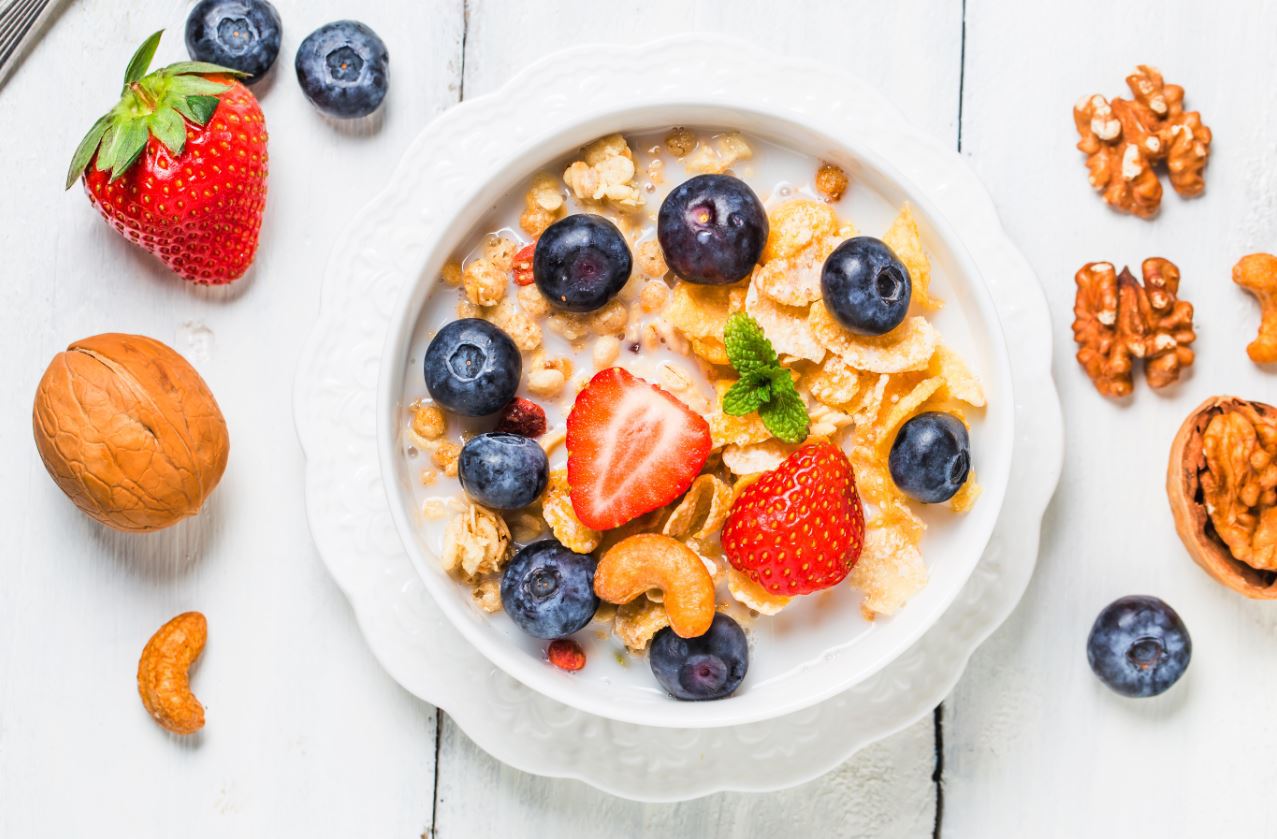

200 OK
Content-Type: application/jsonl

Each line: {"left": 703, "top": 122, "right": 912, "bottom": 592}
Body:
{"left": 32, "top": 334, "right": 229, "bottom": 531}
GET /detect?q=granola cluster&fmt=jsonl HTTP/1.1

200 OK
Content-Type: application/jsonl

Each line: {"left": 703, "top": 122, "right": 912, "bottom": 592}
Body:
{"left": 408, "top": 129, "right": 986, "bottom": 652}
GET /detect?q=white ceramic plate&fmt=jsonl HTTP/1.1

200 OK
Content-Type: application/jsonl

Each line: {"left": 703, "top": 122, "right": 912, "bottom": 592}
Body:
{"left": 373, "top": 40, "right": 1015, "bottom": 730}
{"left": 295, "top": 36, "right": 1061, "bottom": 799}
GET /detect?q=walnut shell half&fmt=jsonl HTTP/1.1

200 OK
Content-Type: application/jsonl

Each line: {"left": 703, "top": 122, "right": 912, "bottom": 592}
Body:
{"left": 32, "top": 334, "right": 229, "bottom": 532}
{"left": 1167, "top": 395, "right": 1277, "bottom": 598}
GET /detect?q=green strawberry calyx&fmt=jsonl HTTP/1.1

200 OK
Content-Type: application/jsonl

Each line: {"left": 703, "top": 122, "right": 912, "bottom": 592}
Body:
{"left": 64, "top": 30, "right": 247, "bottom": 190}
{"left": 721, "top": 312, "right": 810, "bottom": 444}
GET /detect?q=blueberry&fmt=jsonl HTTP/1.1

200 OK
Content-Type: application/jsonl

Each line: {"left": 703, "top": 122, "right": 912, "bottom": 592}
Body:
{"left": 184, "top": 0, "right": 282, "bottom": 83}
{"left": 500, "top": 541, "right": 599, "bottom": 639}
{"left": 533, "top": 214, "right": 632, "bottom": 312}
{"left": 888, "top": 412, "right": 970, "bottom": 503}
{"left": 657, "top": 175, "right": 768, "bottom": 285}
{"left": 458, "top": 432, "right": 548, "bottom": 510}
{"left": 820, "top": 236, "right": 912, "bottom": 336}
{"left": 295, "top": 21, "right": 389, "bottom": 118}
{"left": 1087, "top": 596, "right": 1191, "bottom": 698}
{"left": 424, "top": 319, "right": 521, "bottom": 417}
{"left": 649, "top": 613, "right": 748, "bottom": 701}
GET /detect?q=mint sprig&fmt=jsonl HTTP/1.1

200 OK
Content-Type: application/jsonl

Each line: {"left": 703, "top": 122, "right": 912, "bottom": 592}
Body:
{"left": 721, "top": 313, "right": 809, "bottom": 443}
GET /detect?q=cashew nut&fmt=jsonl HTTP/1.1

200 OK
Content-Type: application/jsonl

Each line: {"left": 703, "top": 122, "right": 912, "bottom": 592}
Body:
{"left": 137, "top": 611, "right": 207, "bottom": 735}
{"left": 594, "top": 534, "right": 715, "bottom": 638}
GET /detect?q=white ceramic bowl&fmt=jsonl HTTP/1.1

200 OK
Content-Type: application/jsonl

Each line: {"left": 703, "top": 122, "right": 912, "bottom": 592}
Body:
{"left": 377, "top": 40, "right": 1014, "bottom": 729}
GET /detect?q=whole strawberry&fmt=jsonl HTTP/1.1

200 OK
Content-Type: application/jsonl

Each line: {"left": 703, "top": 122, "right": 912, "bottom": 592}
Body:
{"left": 721, "top": 441, "right": 865, "bottom": 596}
{"left": 66, "top": 31, "right": 268, "bottom": 285}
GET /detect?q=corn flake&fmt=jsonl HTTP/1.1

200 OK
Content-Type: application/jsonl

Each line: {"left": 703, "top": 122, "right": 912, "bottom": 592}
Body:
{"left": 875, "top": 377, "right": 945, "bottom": 448}
{"left": 930, "top": 345, "right": 985, "bottom": 407}
{"left": 882, "top": 205, "right": 940, "bottom": 311}
{"left": 809, "top": 306, "right": 937, "bottom": 373}
{"left": 803, "top": 354, "right": 862, "bottom": 409}
{"left": 664, "top": 282, "right": 746, "bottom": 340}
{"left": 722, "top": 439, "right": 796, "bottom": 475}
{"left": 727, "top": 568, "right": 791, "bottom": 615}
{"left": 708, "top": 381, "right": 773, "bottom": 449}
{"left": 950, "top": 470, "right": 982, "bottom": 512}
{"left": 663, "top": 475, "right": 733, "bottom": 542}
{"left": 690, "top": 336, "right": 731, "bottom": 366}
{"left": 849, "top": 524, "right": 927, "bottom": 617}
{"left": 762, "top": 199, "right": 839, "bottom": 263}
{"left": 542, "top": 470, "right": 601, "bottom": 554}
{"left": 754, "top": 251, "right": 824, "bottom": 308}
{"left": 745, "top": 283, "right": 825, "bottom": 363}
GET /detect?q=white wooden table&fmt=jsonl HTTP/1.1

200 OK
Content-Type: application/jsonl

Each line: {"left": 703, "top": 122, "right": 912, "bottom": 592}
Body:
{"left": 3, "top": 1, "right": 1275, "bottom": 835}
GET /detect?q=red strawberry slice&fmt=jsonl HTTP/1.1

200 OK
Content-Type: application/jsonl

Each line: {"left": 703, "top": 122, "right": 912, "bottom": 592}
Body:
{"left": 721, "top": 441, "right": 865, "bottom": 596}
{"left": 566, "top": 368, "right": 711, "bottom": 530}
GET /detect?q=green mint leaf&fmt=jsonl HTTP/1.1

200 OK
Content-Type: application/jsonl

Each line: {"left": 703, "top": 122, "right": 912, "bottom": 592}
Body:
{"left": 123, "top": 31, "right": 164, "bottom": 87}
{"left": 162, "top": 61, "right": 248, "bottom": 78}
{"left": 722, "top": 374, "right": 771, "bottom": 416}
{"left": 758, "top": 387, "right": 810, "bottom": 444}
{"left": 66, "top": 113, "right": 112, "bottom": 189}
{"left": 724, "top": 313, "right": 777, "bottom": 375}
{"left": 174, "top": 96, "right": 220, "bottom": 126}
{"left": 148, "top": 107, "right": 186, "bottom": 156}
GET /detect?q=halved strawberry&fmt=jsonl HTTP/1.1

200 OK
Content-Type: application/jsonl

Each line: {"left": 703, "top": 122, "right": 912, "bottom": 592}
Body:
{"left": 566, "top": 368, "right": 711, "bottom": 530}
{"left": 721, "top": 441, "right": 865, "bottom": 596}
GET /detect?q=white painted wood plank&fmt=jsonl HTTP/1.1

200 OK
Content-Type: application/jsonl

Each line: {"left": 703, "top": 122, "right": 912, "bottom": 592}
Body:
{"left": 435, "top": 713, "right": 937, "bottom": 838}
{"left": 947, "top": 1, "right": 1277, "bottom": 835}
{"left": 0, "top": 1, "right": 460, "bottom": 835}
{"left": 435, "top": 2, "right": 960, "bottom": 833}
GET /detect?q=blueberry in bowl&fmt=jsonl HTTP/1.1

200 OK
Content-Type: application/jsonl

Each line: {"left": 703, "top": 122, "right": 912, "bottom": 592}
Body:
{"left": 1087, "top": 595, "right": 1191, "bottom": 698}
{"left": 889, "top": 412, "right": 970, "bottom": 503}
{"left": 821, "top": 236, "right": 912, "bottom": 336}
{"left": 458, "top": 432, "right": 548, "bottom": 510}
{"left": 295, "top": 21, "right": 389, "bottom": 118}
{"left": 500, "top": 541, "right": 600, "bottom": 639}
{"left": 657, "top": 174, "right": 768, "bottom": 285}
{"left": 649, "top": 613, "right": 748, "bottom": 701}
{"left": 533, "top": 214, "right": 632, "bottom": 312}
{"left": 424, "top": 319, "right": 521, "bottom": 416}
{"left": 184, "top": 0, "right": 282, "bottom": 83}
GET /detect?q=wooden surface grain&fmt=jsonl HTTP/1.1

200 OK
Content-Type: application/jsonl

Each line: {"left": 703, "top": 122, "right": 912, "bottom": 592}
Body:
{"left": 0, "top": 0, "right": 1266, "bottom": 836}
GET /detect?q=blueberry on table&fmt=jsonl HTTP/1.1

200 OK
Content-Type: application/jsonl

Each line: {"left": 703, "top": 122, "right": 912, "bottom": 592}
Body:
{"left": 657, "top": 174, "right": 768, "bottom": 285}
{"left": 1087, "top": 595, "right": 1191, "bottom": 698}
{"left": 500, "top": 541, "right": 600, "bottom": 639}
{"left": 424, "top": 319, "right": 521, "bottom": 417}
{"left": 184, "top": 0, "right": 282, "bottom": 83}
{"left": 458, "top": 432, "right": 549, "bottom": 510}
{"left": 295, "top": 21, "right": 389, "bottom": 118}
{"left": 649, "top": 613, "right": 748, "bottom": 701}
{"left": 888, "top": 411, "right": 970, "bottom": 503}
{"left": 533, "top": 214, "right": 633, "bottom": 312}
{"left": 820, "top": 236, "right": 912, "bottom": 336}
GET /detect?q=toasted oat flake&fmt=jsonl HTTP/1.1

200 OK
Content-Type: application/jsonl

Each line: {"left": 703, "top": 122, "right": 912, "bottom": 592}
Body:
{"left": 613, "top": 596, "right": 672, "bottom": 651}
{"left": 442, "top": 502, "right": 512, "bottom": 580}
{"left": 663, "top": 474, "right": 733, "bottom": 541}
{"left": 472, "top": 577, "right": 502, "bottom": 613}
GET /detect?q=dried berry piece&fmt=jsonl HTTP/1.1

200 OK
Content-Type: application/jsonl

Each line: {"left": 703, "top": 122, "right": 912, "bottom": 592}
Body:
{"left": 494, "top": 397, "right": 547, "bottom": 438}
{"left": 546, "top": 638, "right": 586, "bottom": 672}
{"left": 512, "top": 242, "right": 536, "bottom": 286}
